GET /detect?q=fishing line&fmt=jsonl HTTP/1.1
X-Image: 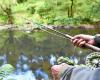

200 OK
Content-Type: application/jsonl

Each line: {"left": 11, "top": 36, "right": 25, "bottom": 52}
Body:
{"left": 40, "top": 27, "right": 67, "bottom": 39}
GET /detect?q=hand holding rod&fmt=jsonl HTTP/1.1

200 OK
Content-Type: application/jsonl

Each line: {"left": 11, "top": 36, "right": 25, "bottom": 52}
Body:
{"left": 45, "top": 27, "right": 100, "bottom": 52}
{"left": 64, "top": 34, "right": 100, "bottom": 52}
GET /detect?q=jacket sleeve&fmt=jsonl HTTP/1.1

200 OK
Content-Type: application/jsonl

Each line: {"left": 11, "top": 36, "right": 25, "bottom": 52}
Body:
{"left": 61, "top": 67, "right": 100, "bottom": 80}
{"left": 94, "top": 35, "right": 100, "bottom": 48}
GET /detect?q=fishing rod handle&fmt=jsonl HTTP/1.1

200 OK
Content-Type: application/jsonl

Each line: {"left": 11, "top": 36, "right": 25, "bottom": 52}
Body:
{"left": 85, "top": 43, "right": 100, "bottom": 52}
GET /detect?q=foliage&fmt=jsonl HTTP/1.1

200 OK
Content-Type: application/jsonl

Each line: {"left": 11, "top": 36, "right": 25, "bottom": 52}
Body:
{"left": 0, "top": 0, "right": 100, "bottom": 26}
{"left": 57, "top": 52, "right": 100, "bottom": 69}
{"left": 0, "top": 0, "right": 17, "bottom": 24}
{"left": 0, "top": 64, "right": 14, "bottom": 80}
{"left": 57, "top": 56, "right": 74, "bottom": 65}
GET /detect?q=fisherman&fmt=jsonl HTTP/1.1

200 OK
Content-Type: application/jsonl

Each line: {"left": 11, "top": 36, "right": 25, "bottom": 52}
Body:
{"left": 51, "top": 34, "right": 100, "bottom": 80}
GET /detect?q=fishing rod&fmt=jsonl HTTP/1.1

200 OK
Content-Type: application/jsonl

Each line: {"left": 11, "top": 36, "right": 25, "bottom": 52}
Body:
{"left": 45, "top": 27, "right": 100, "bottom": 52}
{"left": 19, "top": 16, "right": 100, "bottom": 52}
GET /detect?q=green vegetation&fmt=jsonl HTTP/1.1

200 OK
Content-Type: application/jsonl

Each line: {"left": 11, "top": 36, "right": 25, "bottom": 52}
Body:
{"left": 0, "top": 64, "right": 14, "bottom": 79}
{"left": 0, "top": 0, "right": 100, "bottom": 26}
{"left": 57, "top": 56, "right": 74, "bottom": 65}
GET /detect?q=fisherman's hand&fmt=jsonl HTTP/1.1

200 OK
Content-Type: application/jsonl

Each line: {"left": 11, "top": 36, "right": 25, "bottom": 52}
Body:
{"left": 51, "top": 63, "right": 70, "bottom": 80}
{"left": 71, "top": 34, "right": 95, "bottom": 48}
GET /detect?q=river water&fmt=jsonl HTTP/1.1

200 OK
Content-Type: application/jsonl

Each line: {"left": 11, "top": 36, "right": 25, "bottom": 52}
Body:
{"left": 0, "top": 28, "right": 100, "bottom": 80}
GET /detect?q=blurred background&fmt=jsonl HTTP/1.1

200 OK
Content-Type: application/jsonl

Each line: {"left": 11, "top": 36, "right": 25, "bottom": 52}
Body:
{"left": 0, "top": 0, "right": 100, "bottom": 80}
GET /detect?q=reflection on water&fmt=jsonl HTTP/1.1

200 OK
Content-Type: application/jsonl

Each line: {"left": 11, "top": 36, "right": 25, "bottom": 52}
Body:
{"left": 0, "top": 54, "right": 56, "bottom": 80}
{"left": 70, "top": 56, "right": 78, "bottom": 64}
{"left": 5, "top": 70, "right": 37, "bottom": 80}
{"left": 15, "top": 54, "right": 53, "bottom": 80}
{"left": 49, "top": 54, "right": 56, "bottom": 65}
{"left": 35, "top": 68, "right": 49, "bottom": 80}
{"left": 0, "top": 54, "right": 7, "bottom": 65}
{"left": 0, "top": 53, "right": 79, "bottom": 80}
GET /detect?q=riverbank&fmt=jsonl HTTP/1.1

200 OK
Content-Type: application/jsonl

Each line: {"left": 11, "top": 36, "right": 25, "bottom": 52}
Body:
{"left": 0, "top": 24, "right": 100, "bottom": 32}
